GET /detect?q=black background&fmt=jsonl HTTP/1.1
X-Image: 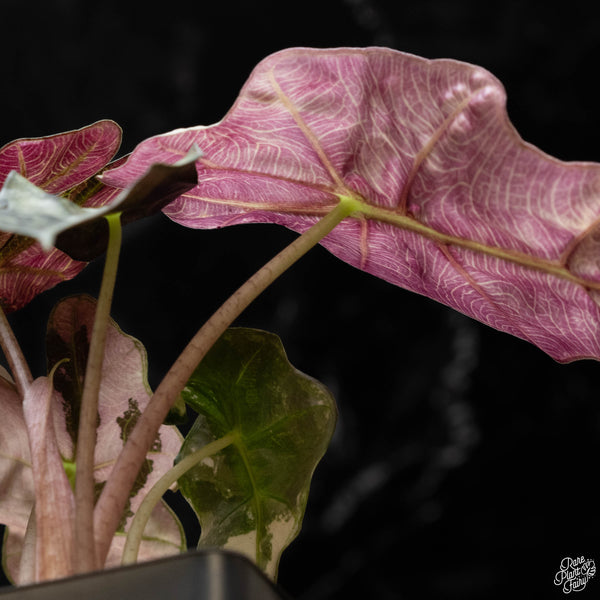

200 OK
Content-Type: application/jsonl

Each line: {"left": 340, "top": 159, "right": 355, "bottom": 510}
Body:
{"left": 2, "top": 1, "right": 600, "bottom": 598}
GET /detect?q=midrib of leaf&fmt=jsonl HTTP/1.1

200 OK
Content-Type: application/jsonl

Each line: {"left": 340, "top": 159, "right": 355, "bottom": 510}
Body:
{"left": 227, "top": 406, "right": 324, "bottom": 559}
{"left": 207, "top": 73, "right": 599, "bottom": 294}
{"left": 0, "top": 263, "right": 70, "bottom": 280}
{"left": 188, "top": 170, "right": 595, "bottom": 292}
{"left": 41, "top": 139, "right": 102, "bottom": 192}
{"left": 356, "top": 201, "right": 598, "bottom": 290}
{"left": 0, "top": 451, "right": 31, "bottom": 468}
{"left": 232, "top": 430, "right": 264, "bottom": 564}
{"left": 0, "top": 235, "right": 37, "bottom": 266}
{"left": 267, "top": 70, "right": 346, "bottom": 191}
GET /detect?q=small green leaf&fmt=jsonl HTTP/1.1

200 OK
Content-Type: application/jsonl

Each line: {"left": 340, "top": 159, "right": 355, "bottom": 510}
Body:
{"left": 177, "top": 327, "right": 337, "bottom": 580}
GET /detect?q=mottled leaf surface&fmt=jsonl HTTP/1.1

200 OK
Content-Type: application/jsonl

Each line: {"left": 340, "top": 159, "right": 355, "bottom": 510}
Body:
{"left": 103, "top": 47, "right": 600, "bottom": 362}
{"left": 177, "top": 328, "right": 336, "bottom": 579}
{"left": 46, "top": 295, "right": 185, "bottom": 567}
{"left": 0, "top": 295, "right": 185, "bottom": 583}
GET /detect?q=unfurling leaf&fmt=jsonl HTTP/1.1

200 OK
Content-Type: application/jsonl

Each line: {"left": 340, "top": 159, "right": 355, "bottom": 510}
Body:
{"left": 0, "top": 121, "right": 198, "bottom": 310}
{"left": 0, "top": 146, "right": 200, "bottom": 259}
{"left": 103, "top": 47, "right": 600, "bottom": 363}
{"left": 0, "top": 172, "right": 105, "bottom": 251}
{"left": 177, "top": 328, "right": 337, "bottom": 580}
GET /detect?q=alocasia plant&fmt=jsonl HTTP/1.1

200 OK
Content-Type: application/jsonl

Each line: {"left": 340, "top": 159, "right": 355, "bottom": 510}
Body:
{"left": 104, "top": 47, "right": 600, "bottom": 363}
{"left": 0, "top": 45, "right": 599, "bottom": 593}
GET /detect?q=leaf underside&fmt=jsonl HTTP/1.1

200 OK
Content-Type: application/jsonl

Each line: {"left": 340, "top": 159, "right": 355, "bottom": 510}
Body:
{"left": 103, "top": 47, "right": 600, "bottom": 363}
{"left": 177, "top": 328, "right": 337, "bottom": 580}
{"left": 0, "top": 121, "right": 121, "bottom": 312}
{"left": 0, "top": 120, "right": 199, "bottom": 309}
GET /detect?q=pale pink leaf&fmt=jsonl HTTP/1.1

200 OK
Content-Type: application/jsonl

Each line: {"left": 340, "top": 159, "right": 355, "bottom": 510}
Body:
{"left": 0, "top": 294, "right": 185, "bottom": 583}
{"left": 22, "top": 376, "right": 75, "bottom": 582}
{"left": 103, "top": 47, "right": 600, "bottom": 363}
{"left": 0, "top": 370, "right": 34, "bottom": 584}
{"left": 46, "top": 295, "right": 185, "bottom": 567}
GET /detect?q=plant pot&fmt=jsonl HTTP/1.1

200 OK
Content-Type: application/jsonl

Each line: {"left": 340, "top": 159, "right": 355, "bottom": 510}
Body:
{"left": 0, "top": 550, "right": 290, "bottom": 599}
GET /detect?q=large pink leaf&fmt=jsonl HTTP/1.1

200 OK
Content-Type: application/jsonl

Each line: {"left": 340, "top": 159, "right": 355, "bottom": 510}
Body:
{"left": 102, "top": 47, "right": 600, "bottom": 363}
{"left": 0, "top": 121, "right": 122, "bottom": 312}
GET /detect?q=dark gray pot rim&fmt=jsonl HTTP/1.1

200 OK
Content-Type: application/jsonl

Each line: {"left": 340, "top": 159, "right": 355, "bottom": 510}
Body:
{"left": 0, "top": 549, "right": 290, "bottom": 599}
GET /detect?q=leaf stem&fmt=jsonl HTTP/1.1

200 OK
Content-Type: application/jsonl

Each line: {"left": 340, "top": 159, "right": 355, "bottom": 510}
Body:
{"left": 0, "top": 304, "right": 33, "bottom": 397}
{"left": 93, "top": 197, "right": 358, "bottom": 565}
{"left": 121, "top": 433, "right": 236, "bottom": 565}
{"left": 73, "top": 213, "right": 122, "bottom": 574}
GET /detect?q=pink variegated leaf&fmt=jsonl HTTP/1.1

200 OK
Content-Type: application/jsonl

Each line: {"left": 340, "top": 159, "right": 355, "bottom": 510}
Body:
{"left": 0, "top": 368, "right": 34, "bottom": 584}
{"left": 22, "top": 375, "right": 75, "bottom": 582}
{"left": 0, "top": 295, "right": 185, "bottom": 583}
{"left": 103, "top": 47, "right": 600, "bottom": 363}
{"left": 0, "top": 238, "right": 85, "bottom": 313}
{"left": 46, "top": 295, "right": 185, "bottom": 568}
{"left": 0, "top": 120, "right": 122, "bottom": 194}
{"left": 0, "top": 121, "right": 122, "bottom": 312}
{"left": 0, "top": 148, "right": 199, "bottom": 261}
{"left": 0, "top": 120, "right": 198, "bottom": 309}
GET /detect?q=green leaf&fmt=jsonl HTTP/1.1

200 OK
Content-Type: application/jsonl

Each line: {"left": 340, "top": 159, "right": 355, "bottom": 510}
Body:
{"left": 177, "top": 327, "right": 337, "bottom": 580}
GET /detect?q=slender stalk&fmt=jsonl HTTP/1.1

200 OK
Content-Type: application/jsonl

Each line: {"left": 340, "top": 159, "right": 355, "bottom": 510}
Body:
{"left": 0, "top": 304, "right": 33, "bottom": 397}
{"left": 121, "top": 433, "right": 236, "bottom": 565}
{"left": 73, "top": 213, "right": 122, "bottom": 574}
{"left": 93, "top": 197, "right": 359, "bottom": 565}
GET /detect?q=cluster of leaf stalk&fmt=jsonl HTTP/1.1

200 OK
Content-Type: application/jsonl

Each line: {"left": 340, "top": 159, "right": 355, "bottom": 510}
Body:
{"left": 0, "top": 188, "right": 352, "bottom": 581}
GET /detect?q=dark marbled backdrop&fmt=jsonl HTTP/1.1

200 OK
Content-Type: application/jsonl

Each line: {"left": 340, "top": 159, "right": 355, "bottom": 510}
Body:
{"left": 2, "top": 1, "right": 600, "bottom": 598}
